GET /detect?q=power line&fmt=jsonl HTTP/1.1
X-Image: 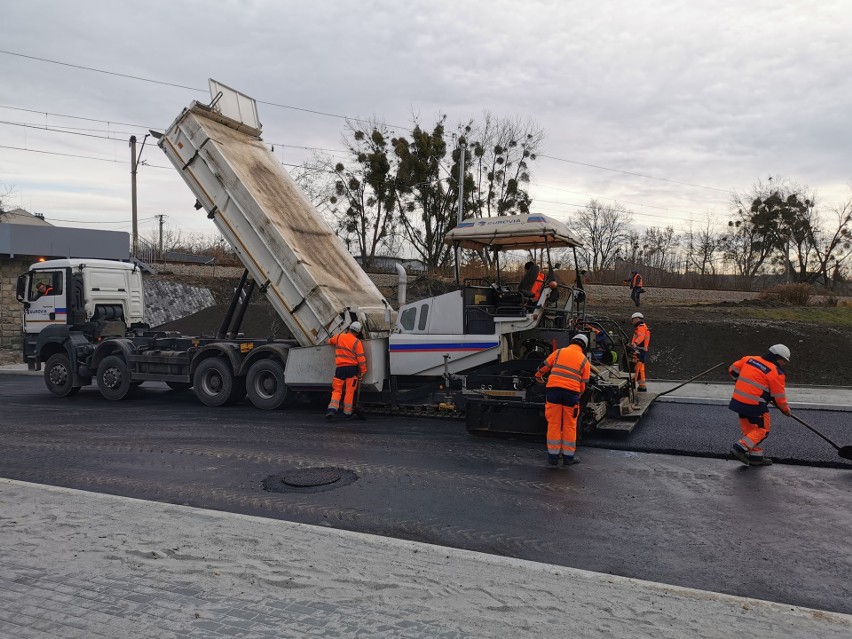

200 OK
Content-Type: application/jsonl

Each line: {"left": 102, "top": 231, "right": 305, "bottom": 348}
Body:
{"left": 538, "top": 153, "right": 730, "bottom": 194}
{"left": 0, "top": 143, "right": 172, "bottom": 169}
{"left": 0, "top": 49, "right": 410, "bottom": 129}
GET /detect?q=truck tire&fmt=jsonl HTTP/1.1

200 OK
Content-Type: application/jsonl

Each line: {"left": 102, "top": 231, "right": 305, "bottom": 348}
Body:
{"left": 96, "top": 355, "right": 133, "bottom": 401}
{"left": 246, "top": 359, "right": 291, "bottom": 410}
{"left": 193, "top": 358, "right": 244, "bottom": 407}
{"left": 166, "top": 381, "right": 193, "bottom": 391}
{"left": 44, "top": 353, "right": 80, "bottom": 398}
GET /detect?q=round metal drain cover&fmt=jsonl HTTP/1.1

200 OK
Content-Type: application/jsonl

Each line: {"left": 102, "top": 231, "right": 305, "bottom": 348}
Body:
{"left": 263, "top": 467, "right": 357, "bottom": 494}
{"left": 281, "top": 468, "right": 341, "bottom": 487}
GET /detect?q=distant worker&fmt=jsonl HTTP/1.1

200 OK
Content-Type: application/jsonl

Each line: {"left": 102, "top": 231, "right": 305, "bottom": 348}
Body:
{"left": 728, "top": 344, "right": 791, "bottom": 467}
{"left": 624, "top": 270, "right": 644, "bottom": 307}
{"left": 520, "top": 261, "right": 546, "bottom": 304}
{"left": 535, "top": 334, "right": 590, "bottom": 467}
{"left": 326, "top": 321, "right": 367, "bottom": 420}
{"left": 629, "top": 312, "right": 650, "bottom": 392}
{"left": 33, "top": 282, "right": 53, "bottom": 299}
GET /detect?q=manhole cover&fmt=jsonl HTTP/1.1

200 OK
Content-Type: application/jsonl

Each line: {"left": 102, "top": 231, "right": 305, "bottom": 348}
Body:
{"left": 282, "top": 468, "right": 341, "bottom": 487}
{"left": 262, "top": 467, "right": 358, "bottom": 494}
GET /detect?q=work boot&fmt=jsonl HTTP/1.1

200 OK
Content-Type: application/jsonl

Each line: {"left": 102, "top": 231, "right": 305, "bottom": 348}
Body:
{"left": 638, "top": 386, "right": 648, "bottom": 393}
{"left": 748, "top": 456, "right": 773, "bottom": 466}
{"left": 325, "top": 410, "right": 337, "bottom": 420}
{"left": 563, "top": 456, "right": 581, "bottom": 466}
{"left": 548, "top": 455, "right": 559, "bottom": 467}
{"left": 342, "top": 413, "right": 354, "bottom": 421}
{"left": 730, "top": 445, "right": 750, "bottom": 466}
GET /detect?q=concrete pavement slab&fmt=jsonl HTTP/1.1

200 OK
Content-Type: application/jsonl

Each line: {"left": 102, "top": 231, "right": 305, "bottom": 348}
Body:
{"left": 0, "top": 478, "right": 849, "bottom": 639}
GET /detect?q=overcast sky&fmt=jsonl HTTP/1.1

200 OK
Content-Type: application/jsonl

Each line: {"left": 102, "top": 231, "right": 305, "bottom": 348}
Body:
{"left": 2, "top": 0, "right": 851, "bottom": 246}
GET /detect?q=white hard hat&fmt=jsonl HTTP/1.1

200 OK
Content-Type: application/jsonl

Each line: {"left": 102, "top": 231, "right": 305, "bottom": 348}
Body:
{"left": 349, "top": 321, "right": 363, "bottom": 333}
{"left": 571, "top": 333, "right": 589, "bottom": 348}
{"left": 769, "top": 344, "right": 791, "bottom": 361}
{"left": 631, "top": 312, "right": 644, "bottom": 320}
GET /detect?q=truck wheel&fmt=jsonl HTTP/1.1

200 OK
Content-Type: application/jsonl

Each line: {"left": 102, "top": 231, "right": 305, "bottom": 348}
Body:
{"left": 96, "top": 355, "right": 133, "bottom": 401}
{"left": 193, "top": 358, "right": 243, "bottom": 407}
{"left": 246, "top": 359, "right": 291, "bottom": 410}
{"left": 44, "top": 353, "right": 80, "bottom": 398}
{"left": 166, "top": 381, "right": 193, "bottom": 391}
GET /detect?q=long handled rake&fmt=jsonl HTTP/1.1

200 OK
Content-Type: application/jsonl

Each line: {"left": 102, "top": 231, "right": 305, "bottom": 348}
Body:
{"left": 786, "top": 412, "right": 852, "bottom": 461}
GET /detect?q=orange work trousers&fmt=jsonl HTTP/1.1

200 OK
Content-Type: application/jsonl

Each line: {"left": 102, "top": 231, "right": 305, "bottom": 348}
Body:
{"left": 328, "top": 376, "right": 358, "bottom": 415}
{"left": 545, "top": 401, "right": 578, "bottom": 457}
{"left": 631, "top": 350, "right": 647, "bottom": 389}
{"left": 736, "top": 413, "right": 770, "bottom": 458}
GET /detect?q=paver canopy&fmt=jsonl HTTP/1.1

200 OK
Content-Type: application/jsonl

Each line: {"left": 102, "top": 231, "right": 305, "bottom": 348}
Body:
{"left": 444, "top": 214, "right": 583, "bottom": 251}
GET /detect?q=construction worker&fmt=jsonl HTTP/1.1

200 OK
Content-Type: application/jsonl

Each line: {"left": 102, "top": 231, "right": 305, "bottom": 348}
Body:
{"left": 326, "top": 321, "right": 367, "bottom": 419}
{"left": 535, "top": 333, "right": 590, "bottom": 467}
{"left": 520, "top": 262, "right": 546, "bottom": 304}
{"left": 624, "top": 270, "right": 644, "bottom": 307}
{"left": 629, "top": 312, "right": 650, "bottom": 392}
{"left": 728, "top": 344, "right": 791, "bottom": 467}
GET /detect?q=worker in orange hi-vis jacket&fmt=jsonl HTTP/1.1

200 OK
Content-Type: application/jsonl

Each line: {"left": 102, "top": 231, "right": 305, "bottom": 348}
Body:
{"left": 326, "top": 321, "right": 367, "bottom": 420}
{"left": 728, "top": 344, "right": 791, "bottom": 467}
{"left": 624, "top": 270, "right": 644, "bottom": 307}
{"left": 535, "top": 333, "right": 590, "bottom": 467}
{"left": 629, "top": 312, "right": 651, "bottom": 392}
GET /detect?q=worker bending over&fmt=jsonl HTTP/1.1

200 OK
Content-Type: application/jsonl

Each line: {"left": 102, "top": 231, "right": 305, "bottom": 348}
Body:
{"left": 629, "top": 312, "right": 650, "bottom": 392}
{"left": 728, "top": 344, "right": 791, "bottom": 467}
{"left": 535, "top": 334, "right": 590, "bottom": 467}
{"left": 326, "top": 321, "right": 367, "bottom": 419}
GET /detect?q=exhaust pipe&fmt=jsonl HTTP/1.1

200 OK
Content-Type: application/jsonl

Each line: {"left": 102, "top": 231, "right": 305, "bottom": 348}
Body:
{"left": 395, "top": 263, "right": 407, "bottom": 307}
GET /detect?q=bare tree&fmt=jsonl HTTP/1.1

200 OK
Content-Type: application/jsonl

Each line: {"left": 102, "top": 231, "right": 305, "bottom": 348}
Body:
{"left": 811, "top": 198, "right": 852, "bottom": 287}
{"left": 466, "top": 112, "right": 544, "bottom": 219}
{"left": 684, "top": 215, "right": 722, "bottom": 276}
{"left": 0, "top": 184, "right": 15, "bottom": 218}
{"left": 567, "top": 200, "right": 634, "bottom": 273}
{"left": 642, "top": 226, "right": 681, "bottom": 271}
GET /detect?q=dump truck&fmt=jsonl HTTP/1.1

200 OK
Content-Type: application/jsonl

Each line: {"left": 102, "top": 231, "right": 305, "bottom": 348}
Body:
{"left": 16, "top": 80, "right": 652, "bottom": 439}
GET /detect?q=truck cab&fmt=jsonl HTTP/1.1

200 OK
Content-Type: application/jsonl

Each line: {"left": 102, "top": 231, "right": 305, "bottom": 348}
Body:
{"left": 17, "top": 259, "right": 144, "bottom": 372}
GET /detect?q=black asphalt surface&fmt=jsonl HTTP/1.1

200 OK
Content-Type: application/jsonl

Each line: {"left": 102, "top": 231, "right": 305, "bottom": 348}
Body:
{"left": 1, "top": 374, "right": 851, "bottom": 615}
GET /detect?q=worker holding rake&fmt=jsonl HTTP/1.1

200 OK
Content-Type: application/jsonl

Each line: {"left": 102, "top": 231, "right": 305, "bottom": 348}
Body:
{"left": 728, "top": 344, "right": 791, "bottom": 467}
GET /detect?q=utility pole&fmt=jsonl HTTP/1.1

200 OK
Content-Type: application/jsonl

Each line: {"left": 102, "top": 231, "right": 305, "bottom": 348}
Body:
{"left": 455, "top": 142, "right": 466, "bottom": 283}
{"left": 129, "top": 134, "right": 149, "bottom": 258}
{"left": 156, "top": 214, "right": 166, "bottom": 260}
{"left": 130, "top": 136, "right": 138, "bottom": 257}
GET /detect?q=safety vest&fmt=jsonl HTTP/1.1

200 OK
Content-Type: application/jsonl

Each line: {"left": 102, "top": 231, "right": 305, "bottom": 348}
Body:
{"left": 631, "top": 322, "right": 650, "bottom": 352}
{"left": 728, "top": 355, "right": 788, "bottom": 414}
{"left": 536, "top": 343, "right": 590, "bottom": 392}
{"left": 329, "top": 332, "right": 367, "bottom": 376}
{"left": 630, "top": 273, "right": 643, "bottom": 289}
{"left": 530, "top": 272, "right": 546, "bottom": 299}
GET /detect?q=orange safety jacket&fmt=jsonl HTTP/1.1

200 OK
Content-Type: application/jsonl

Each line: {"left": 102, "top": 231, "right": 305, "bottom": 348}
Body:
{"left": 728, "top": 355, "right": 788, "bottom": 416}
{"left": 530, "top": 272, "right": 546, "bottom": 299}
{"left": 631, "top": 321, "right": 650, "bottom": 353}
{"left": 328, "top": 331, "right": 367, "bottom": 377}
{"left": 535, "top": 343, "right": 590, "bottom": 393}
{"left": 629, "top": 273, "right": 643, "bottom": 289}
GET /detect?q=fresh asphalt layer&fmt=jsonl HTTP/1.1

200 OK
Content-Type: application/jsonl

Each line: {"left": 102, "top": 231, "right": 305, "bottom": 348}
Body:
{"left": 0, "top": 374, "right": 850, "bottom": 615}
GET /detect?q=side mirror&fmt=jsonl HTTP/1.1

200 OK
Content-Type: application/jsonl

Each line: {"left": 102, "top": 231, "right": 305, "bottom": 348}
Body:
{"left": 15, "top": 274, "right": 27, "bottom": 302}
